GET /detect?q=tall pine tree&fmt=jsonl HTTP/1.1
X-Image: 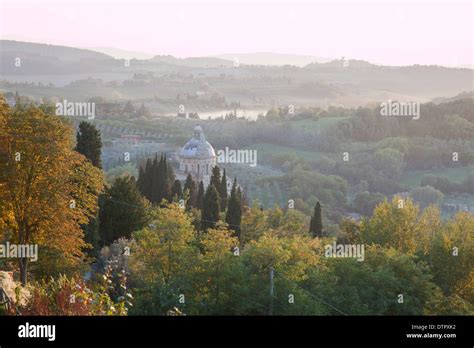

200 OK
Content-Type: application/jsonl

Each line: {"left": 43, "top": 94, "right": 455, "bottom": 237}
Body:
{"left": 197, "top": 180, "right": 205, "bottom": 210}
{"left": 171, "top": 179, "right": 183, "bottom": 200}
{"left": 220, "top": 168, "right": 228, "bottom": 212}
{"left": 160, "top": 154, "right": 172, "bottom": 203}
{"left": 151, "top": 155, "right": 160, "bottom": 203}
{"left": 75, "top": 121, "right": 102, "bottom": 256}
{"left": 210, "top": 165, "right": 221, "bottom": 192}
{"left": 99, "top": 176, "right": 149, "bottom": 246}
{"left": 75, "top": 121, "right": 102, "bottom": 168}
{"left": 184, "top": 174, "right": 197, "bottom": 211}
{"left": 309, "top": 201, "right": 323, "bottom": 237}
{"left": 225, "top": 178, "right": 242, "bottom": 238}
{"left": 201, "top": 184, "right": 220, "bottom": 231}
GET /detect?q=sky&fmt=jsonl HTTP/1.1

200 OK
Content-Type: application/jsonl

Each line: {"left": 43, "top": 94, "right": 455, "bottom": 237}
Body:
{"left": 1, "top": 0, "right": 472, "bottom": 66}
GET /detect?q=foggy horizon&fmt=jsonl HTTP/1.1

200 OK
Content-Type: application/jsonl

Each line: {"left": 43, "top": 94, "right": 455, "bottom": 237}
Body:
{"left": 1, "top": 0, "right": 472, "bottom": 67}
{"left": 0, "top": 0, "right": 473, "bottom": 343}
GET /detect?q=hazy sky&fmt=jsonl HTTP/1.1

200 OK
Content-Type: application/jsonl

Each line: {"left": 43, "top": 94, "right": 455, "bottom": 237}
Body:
{"left": 1, "top": 0, "right": 472, "bottom": 66}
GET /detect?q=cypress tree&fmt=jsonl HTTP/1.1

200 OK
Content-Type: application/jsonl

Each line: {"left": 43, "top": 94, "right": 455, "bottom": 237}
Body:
{"left": 171, "top": 179, "right": 183, "bottom": 200}
{"left": 201, "top": 184, "right": 220, "bottom": 231}
{"left": 75, "top": 121, "right": 102, "bottom": 256}
{"left": 225, "top": 178, "right": 242, "bottom": 238}
{"left": 210, "top": 165, "right": 221, "bottom": 192}
{"left": 99, "top": 176, "right": 149, "bottom": 246}
{"left": 162, "top": 154, "right": 172, "bottom": 202}
{"left": 151, "top": 155, "right": 160, "bottom": 204}
{"left": 310, "top": 201, "right": 323, "bottom": 237}
{"left": 145, "top": 158, "right": 153, "bottom": 201}
{"left": 241, "top": 186, "right": 249, "bottom": 210}
{"left": 75, "top": 121, "right": 102, "bottom": 168}
{"left": 237, "top": 186, "right": 242, "bottom": 206}
{"left": 184, "top": 174, "right": 197, "bottom": 211}
{"left": 220, "top": 168, "right": 228, "bottom": 212}
{"left": 197, "top": 181, "right": 205, "bottom": 210}
{"left": 167, "top": 159, "right": 175, "bottom": 182}
{"left": 137, "top": 165, "right": 145, "bottom": 194}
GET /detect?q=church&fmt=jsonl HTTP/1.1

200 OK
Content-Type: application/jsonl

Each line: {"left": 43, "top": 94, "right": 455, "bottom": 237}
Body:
{"left": 177, "top": 125, "right": 217, "bottom": 187}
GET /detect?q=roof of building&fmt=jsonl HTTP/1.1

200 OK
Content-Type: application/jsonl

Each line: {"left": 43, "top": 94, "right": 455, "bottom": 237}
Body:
{"left": 180, "top": 125, "right": 216, "bottom": 159}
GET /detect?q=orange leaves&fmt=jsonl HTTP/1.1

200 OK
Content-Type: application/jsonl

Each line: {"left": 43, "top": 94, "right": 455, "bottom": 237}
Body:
{"left": 0, "top": 102, "right": 105, "bottom": 282}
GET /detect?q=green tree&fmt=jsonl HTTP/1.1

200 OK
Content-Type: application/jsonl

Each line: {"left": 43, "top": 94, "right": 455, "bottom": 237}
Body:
{"left": 225, "top": 179, "right": 242, "bottom": 238}
{"left": 220, "top": 169, "right": 228, "bottom": 212}
{"left": 410, "top": 185, "right": 444, "bottom": 209}
{"left": 137, "top": 158, "right": 153, "bottom": 201}
{"left": 309, "top": 202, "right": 323, "bottom": 237}
{"left": 99, "top": 176, "right": 149, "bottom": 245}
{"left": 184, "top": 174, "right": 197, "bottom": 211}
{"left": 160, "top": 154, "right": 172, "bottom": 203}
{"left": 197, "top": 181, "right": 205, "bottom": 210}
{"left": 171, "top": 179, "right": 183, "bottom": 201}
{"left": 358, "top": 197, "right": 422, "bottom": 254}
{"left": 308, "top": 245, "right": 442, "bottom": 315}
{"left": 128, "top": 203, "right": 199, "bottom": 315}
{"left": 75, "top": 121, "right": 102, "bottom": 168}
{"left": 75, "top": 121, "right": 103, "bottom": 257}
{"left": 240, "top": 201, "right": 268, "bottom": 245}
{"left": 427, "top": 212, "right": 474, "bottom": 300}
{"left": 210, "top": 166, "right": 221, "bottom": 192}
{"left": 201, "top": 184, "right": 220, "bottom": 231}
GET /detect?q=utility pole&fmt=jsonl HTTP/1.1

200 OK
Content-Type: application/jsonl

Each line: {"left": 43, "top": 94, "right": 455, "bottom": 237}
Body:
{"left": 269, "top": 267, "right": 274, "bottom": 316}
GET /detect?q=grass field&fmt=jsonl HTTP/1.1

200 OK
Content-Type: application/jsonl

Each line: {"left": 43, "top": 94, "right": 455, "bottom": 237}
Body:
{"left": 401, "top": 165, "right": 474, "bottom": 187}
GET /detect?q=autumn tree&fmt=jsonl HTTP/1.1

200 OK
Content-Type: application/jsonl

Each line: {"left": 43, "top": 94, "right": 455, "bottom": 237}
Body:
{"left": 0, "top": 101, "right": 104, "bottom": 284}
{"left": 427, "top": 212, "right": 474, "bottom": 301}
{"left": 358, "top": 197, "right": 421, "bottom": 254}
{"left": 197, "top": 227, "right": 240, "bottom": 313}
{"left": 240, "top": 202, "right": 268, "bottom": 245}
{"left": 128, "top": 203, "right": 199, "bottom": 314}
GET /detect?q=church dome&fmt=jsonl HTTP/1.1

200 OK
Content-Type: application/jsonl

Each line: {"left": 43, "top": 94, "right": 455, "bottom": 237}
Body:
{"left": 180, "top": 125, "right": 216, "bottom": 159}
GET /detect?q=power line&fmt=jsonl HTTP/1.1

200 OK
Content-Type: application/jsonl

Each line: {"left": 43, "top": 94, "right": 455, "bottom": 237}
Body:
{"left": 274, "top": 271, "right": 348, "bottom": 316}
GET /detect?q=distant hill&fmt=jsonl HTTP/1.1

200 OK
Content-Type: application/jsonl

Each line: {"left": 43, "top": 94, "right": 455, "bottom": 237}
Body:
{"left": 88, "top": 47, "right": 154, "bottom": 60}
{"left": 305, "top": 58, "right": 376, "bottom": 69}
{"left": 1, "top": 40, "right": 112, "bottom": 61}
{"left": 1, "top": 41, "right": 472, "bottom": 106}
{"left": 304, "top": 59, "right": 474, "bottom": 98}
{"left": 0, "top": 40, "right": 119, "bottom": 75}
{"left": 214, "top": 52, "right": 331, "bottom": 67}
{"left": 150, "top": 55, "right": 233, "bottom": 68}
{"left": 431, "top": 91, "right": 474, "bottom": 104}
